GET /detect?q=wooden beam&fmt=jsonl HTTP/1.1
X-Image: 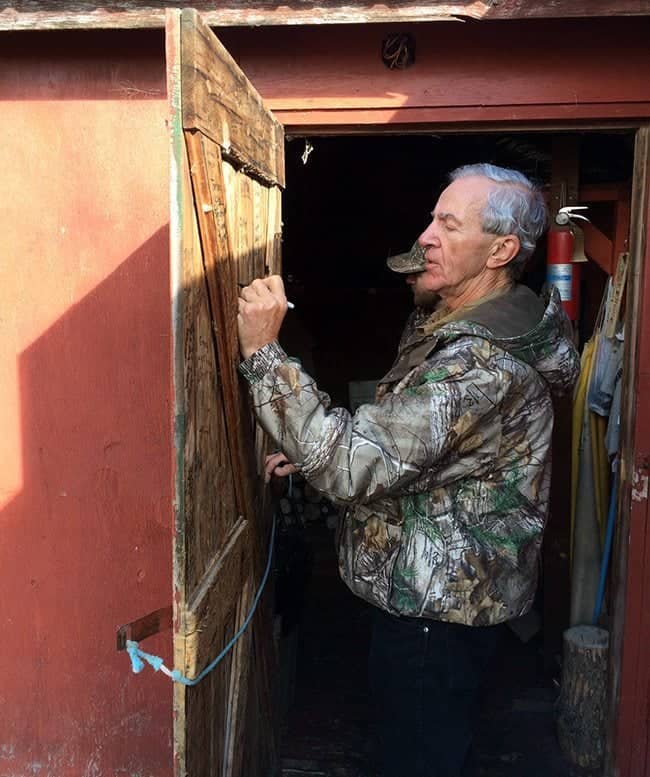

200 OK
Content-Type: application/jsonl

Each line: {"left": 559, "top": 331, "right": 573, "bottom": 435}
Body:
{"left": 181, "top": 9, "right": 284, "bottom": 187}
{"left": 276, "top": 106, "right": 650, "bottom": 132}
{"left": 1, "top": 0, "right": 650, "bottom": 31}
{"left": 484, "top": 0, "right": 650, "bottom": 19}
{"left": 583, "top": 222, "right": 615, "bottom": 275}
{"left": 581, "top": 183, "right": 632, "bottom": 203}
{"left": 0, "top": 1, "right": 468, "bottom": 30}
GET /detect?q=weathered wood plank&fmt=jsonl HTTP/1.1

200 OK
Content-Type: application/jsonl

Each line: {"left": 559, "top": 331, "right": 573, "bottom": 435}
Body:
{"left": 266, "top": 186, "right": 282, "bottom": 277}
{"left": 485, "top": 0, "right": 650, "bottom": 18}
{"left": 186, "top": 271, "right": 238, "bottom": 588}
{"left": 3, "top": 0, "right": 650, "bottom": 30}
{"left": 235, "top": 171, "right": 255, "bottom": 284}
{"left": 186, "top": 658, "right": 231, "bottom": 777}
{"left": 185, "top": 130, "right": 256, "bottom": 523}
{"left": 184, "top": 518, "right": 249, "bottom": 677}
{"left": 181, "top": 8, "right": 285, "bottom": 187}
{"left": 175, "top": 129, "right": 239, "bottom": 600}
{"left": 252, "top": 178, "right": 269, "bottom": 278}
{"left": 224, "top": 576, "right": 253, "bottom": 776}
{"left": 167, "top": 11, "right": 189, "bottom": 776}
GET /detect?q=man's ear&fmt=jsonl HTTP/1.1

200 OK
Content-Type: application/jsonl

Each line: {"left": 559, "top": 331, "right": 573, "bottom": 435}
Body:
{"left": 486, "top": 235, "right": 520, "bottom": 270}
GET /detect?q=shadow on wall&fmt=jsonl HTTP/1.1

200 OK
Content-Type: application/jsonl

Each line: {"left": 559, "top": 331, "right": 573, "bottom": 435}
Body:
{"left": 0, "top": 226, "right": 174, "bottom": 776}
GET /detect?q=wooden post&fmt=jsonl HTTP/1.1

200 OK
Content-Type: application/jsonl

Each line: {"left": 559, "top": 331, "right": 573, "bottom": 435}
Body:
{"left": 557, "top": 625, "right": 610, "bottom": 769}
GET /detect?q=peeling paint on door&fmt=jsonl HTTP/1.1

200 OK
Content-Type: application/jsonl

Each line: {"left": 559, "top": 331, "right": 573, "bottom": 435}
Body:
{"left": 632, "top": 467, "right": 649, "bottom": 502}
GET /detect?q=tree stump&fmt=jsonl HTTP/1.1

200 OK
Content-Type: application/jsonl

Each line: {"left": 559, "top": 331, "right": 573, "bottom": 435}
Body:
{"left": 557, "top": 625, "right": 609, "bottom": 769}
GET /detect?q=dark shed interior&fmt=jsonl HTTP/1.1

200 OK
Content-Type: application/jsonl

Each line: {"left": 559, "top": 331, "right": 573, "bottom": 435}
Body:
{"left": 274, "top": 131, "right": 634, "bottom": 776}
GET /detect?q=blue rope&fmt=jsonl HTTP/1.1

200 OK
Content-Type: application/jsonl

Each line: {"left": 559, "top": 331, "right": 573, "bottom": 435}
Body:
{"left": 592, "top": 462, "right": 618, "bottom": 625}
{"left": 126, "top": 516, "right": 276, "bottom": 686}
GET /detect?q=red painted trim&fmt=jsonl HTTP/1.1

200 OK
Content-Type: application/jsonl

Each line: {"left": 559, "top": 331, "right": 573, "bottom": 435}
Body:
{"left": 275, "top": 104, "right": 650, "bottom": 130}
{"left": 612, "top": 135, "right": 650, "bottom": 777}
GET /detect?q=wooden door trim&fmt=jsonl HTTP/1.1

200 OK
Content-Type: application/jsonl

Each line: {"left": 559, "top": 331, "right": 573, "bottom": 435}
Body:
{"left": 166, "top": 11, "right": 188, "bottom": 776}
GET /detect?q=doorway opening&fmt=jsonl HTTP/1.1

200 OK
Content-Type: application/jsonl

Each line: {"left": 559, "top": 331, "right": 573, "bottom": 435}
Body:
{"left": 273, "top": 130, "right": 634, "bottom": 777}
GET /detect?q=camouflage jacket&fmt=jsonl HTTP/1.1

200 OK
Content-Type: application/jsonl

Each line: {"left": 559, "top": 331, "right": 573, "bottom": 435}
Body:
{"left": 239, "top": 285, "right": 580, "bottom": 626}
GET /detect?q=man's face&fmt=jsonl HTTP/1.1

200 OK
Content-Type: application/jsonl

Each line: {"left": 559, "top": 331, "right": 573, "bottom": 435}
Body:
{"left": 407, "top": 176, "right": 501, "bottom": 307}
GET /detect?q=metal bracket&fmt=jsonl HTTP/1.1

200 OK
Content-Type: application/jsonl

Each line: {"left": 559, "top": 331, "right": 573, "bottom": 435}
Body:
{"left": 116, "top": 605, "right": 173, "bottom": 651}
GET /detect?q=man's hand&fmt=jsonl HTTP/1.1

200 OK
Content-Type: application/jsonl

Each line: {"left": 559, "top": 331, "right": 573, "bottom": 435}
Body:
{"left": 237, "top": 275, "right": 288, "bottom": 359}
{"left": 264, "top": 452, "right": 298, "bottom": 484}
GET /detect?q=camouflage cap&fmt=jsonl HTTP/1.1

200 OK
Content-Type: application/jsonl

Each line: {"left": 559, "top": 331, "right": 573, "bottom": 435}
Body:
{"left": 386, "top": 241, "right": 427, "bottom": 274}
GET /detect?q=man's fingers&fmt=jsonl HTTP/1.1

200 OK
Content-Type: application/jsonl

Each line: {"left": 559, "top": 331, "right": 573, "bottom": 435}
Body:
{"left": 250, "top": 278, "right": 271, "bottom": 296}
{"left": 250, "top": 278, "right": 280, "bottom": 306}
{"left": 265, "top": 462, "right": 298, "bottom": 483}
{"left": 264, "top": 275, "right": 286, "bottom": 298}
{"left": 240, "top": 276, "right": 286, "bottom": 307}
{"left": 265, "top": 452, "right": 288, "bottom": 467}
{"left": 239, "top": 283, "right": 261, "bottom": 303}
{"left": 274, "top": 463, "right": 298, "bottom": 478}
{"left": 263, "top": 452, "right": 298, "bottom": 483}
{"left": 264, "top": 452, "right": 287, "bottom": 482}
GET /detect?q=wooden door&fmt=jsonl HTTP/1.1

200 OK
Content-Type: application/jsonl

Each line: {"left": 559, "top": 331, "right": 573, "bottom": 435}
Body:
{"left": 166, "top": 9, "right": 284, "bottom": 776}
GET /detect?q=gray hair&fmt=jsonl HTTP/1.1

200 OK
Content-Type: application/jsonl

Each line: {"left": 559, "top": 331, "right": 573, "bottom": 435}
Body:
{"left": 449, "top": 163, "right": 548, "bottom": 280}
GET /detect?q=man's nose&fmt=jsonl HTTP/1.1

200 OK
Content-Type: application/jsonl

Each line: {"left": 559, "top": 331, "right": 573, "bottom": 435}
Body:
{"left": 418, "top": 222, "right": 439, "bottom": 246}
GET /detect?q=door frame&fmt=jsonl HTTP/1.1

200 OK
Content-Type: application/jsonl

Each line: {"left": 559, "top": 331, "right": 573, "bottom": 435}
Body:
{"left": 279, "top": 121, "right": 650, "bottom": 777}
{"left": 605, "top": 125, "right": 650, "bottom": 777}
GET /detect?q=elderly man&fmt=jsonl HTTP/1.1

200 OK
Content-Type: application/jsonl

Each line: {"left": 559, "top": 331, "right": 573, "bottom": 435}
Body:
{"left": 237, "top": 163, "right": 580, "bottom": 777}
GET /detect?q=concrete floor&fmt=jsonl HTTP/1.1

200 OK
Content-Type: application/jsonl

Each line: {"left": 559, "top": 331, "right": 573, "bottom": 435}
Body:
{"left": 279, "top": 523, "right": 601, "bottom": 777}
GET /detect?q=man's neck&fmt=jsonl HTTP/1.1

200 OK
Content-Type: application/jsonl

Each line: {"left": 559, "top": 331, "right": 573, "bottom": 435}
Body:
{"left": 441, "top": 272, "right": 513, "bottom": 312}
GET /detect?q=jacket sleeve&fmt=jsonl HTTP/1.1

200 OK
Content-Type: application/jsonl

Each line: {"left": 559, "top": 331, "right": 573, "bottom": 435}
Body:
{"left": 239, "top": 338, "right": 511, "bottom": 505}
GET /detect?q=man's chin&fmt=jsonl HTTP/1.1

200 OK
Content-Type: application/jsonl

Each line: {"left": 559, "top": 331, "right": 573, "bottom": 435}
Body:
{"left": 413, "top": 289, "right": 440, "bottom": 307}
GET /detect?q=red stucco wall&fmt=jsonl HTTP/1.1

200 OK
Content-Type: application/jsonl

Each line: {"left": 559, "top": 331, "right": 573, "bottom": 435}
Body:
{"left": 0, "top": 31, "right": 173, "bottom": 776}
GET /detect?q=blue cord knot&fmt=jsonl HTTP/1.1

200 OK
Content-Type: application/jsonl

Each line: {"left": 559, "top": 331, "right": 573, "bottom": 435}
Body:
{"left": 126, "top": 640, "right": 165, "bottom": 674}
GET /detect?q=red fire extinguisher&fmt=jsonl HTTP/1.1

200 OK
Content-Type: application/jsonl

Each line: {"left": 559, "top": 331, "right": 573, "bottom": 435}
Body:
{"left": 547, "top": 227, "right": 580, "bottom": 321}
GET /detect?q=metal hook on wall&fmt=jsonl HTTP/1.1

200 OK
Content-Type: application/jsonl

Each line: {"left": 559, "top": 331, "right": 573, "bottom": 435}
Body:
{"left": 301, "top": 140, "right": 314, "bottom": 165}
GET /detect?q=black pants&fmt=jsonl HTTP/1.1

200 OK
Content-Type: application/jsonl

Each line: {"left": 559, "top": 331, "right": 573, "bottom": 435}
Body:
{"left": 368, "top": 609, "right": 502, "bottom": 777}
